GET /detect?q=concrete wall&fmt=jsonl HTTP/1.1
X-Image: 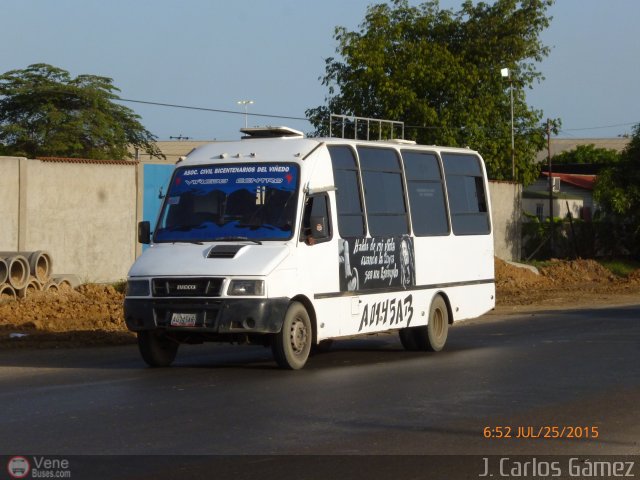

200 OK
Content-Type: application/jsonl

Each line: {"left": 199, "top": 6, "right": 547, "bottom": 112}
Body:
{"left": 0, "top": 157, "right": 21, "bottom": 251}
{"left": 1, "top": 156, "right": 137, "bottom": 282}
{"left": 489, "top": 181, "right": 522, "bottom": 261}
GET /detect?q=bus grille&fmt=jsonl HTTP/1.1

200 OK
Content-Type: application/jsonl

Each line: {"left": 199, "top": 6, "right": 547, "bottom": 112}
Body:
{"left": 152, "top": 278, "right": 224, "bottom": 297}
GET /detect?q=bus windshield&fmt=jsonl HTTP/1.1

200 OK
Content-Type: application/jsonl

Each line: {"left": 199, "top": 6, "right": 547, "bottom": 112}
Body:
{"left": 154, "top": 163, "right": 300, "bottom": 243}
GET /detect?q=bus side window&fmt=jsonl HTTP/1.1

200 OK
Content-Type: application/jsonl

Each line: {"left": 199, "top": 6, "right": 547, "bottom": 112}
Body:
{"left": 401, "top": 150, "right": 450, "bottom": 236}
{"left": 300, "top": 194, "right": 332, "bottom": 245}
{"left": 441, "top": 153, "right": 491, "bottom": 235}
{"left": 328, "top": 146, "right": 366, "bottom": 237}
{"left": 357, "top": 146, "right": 409, "bottom": 236}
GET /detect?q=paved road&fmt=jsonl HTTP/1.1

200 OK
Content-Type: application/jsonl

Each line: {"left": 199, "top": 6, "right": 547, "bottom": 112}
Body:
{"left": 1, "top": 305, "right": 638, "bottom": 460}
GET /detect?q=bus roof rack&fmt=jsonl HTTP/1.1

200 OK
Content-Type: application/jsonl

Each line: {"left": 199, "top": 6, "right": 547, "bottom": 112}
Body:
{"left": 329, "top": 114, "right": 405, "bottom": 141}
{"left": 241, "top": 126, "right": 305, "bottom": 139}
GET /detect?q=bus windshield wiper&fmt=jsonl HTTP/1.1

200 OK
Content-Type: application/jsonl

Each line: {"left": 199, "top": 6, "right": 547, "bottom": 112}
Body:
{"left": 172, "top": 240, "right": 204, "bottom": 245}
{"left": 213, "top": 236, "right": 262, "bottom": 245}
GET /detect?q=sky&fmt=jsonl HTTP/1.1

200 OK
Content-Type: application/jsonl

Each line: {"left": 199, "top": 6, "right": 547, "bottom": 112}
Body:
{"left": 1, "top": 0, "right": 639, "bottom": 142}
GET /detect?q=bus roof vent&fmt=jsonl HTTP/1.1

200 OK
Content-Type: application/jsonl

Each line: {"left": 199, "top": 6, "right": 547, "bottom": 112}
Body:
{"left": 329, "top": 114, "right": 405, "bottom": 141}
{"left": 240, "top": 126, "right": 305, "bottom": 139}
{"left": 377, "top": 139, "right": 416, "bottom": 145}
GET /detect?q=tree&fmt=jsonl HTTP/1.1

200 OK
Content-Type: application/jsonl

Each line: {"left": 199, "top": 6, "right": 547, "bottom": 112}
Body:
{"left": 306, "top": 0, "right": 554, "bottom": 185}
{"left": 553, "top": 144, "right": 620, "bottom": 165}
{"left": 593, "top": 123, "right": 640, "bottom": 257}
{"left": 0, "top": 63, "right": 163, "bottom": 160}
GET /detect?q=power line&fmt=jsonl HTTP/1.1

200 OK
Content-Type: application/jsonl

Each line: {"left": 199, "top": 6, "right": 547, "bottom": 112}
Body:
{"left": 118, "top": 98, "right": 309, "bottom": 122}
{"left": 560, "top": 122, "right": 637, "bottom": 132}
{"left": 117, "top": 97, "right": 637, "bottom": 135}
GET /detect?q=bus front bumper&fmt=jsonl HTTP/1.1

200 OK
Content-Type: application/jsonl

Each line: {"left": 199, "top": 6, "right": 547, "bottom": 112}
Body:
{"left": 124, "top": 297, "right": 289, "bottom": 334}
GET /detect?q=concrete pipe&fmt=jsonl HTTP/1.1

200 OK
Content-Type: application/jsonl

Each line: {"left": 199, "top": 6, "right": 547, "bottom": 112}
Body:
{"left": 0, "top": 251, "right": 52, "bottom": 284}
{"left": 0, "top": 283, "right": 17, "bottom": 302}
{"left": 0, "top": 258, "right": 7, "bottom": 285}
{"left": 52, "top": 274, "right": 81, "bottom": 289}
{"left": 28, "top": 251, "right": 52, "bottom": 284}
{"left": 4, "top": 255, "right": 30, "bottom": 290}
{"left": 44, "top": 281, "right": 59, "bottom": 293}
{"left": 56, "top": 279, "right": 73, "bottom": 290}
{"left": 17, "top": 276, "right": 43, "bottom": 299}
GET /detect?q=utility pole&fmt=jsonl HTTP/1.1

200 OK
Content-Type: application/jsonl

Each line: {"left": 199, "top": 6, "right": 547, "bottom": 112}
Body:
{"left": 547, "top": 118, "right": 554, "bottom": 257}
{"left": 510, "top": 78, "right": 515, "bottom": 180}
{"left": 500, "top": 68, "right": 515, "bottom": 180}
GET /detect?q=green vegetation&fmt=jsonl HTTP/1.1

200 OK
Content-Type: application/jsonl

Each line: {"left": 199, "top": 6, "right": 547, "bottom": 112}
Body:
{"left": 552, "top": 144, "right": 620, "bottom": 165}
{"left": 525, "top": 259, "right": 554, "bottom": 269}
{"left": 307, "top": 0, "right": 554, "bottom": 185}
{"left": 522, "top": 252, "right": 640, "bottom": 277}
{"left": 0, "top": 63, "right": 163, "bottom": 160}
{"left": 597, "top": 259, "right": 640, "bottom": 278}
{"left": 112, "top": 280, "right": 127, "bottom": 294}
{"left": 593, "top": 123, "right": 640, "bottom": 258}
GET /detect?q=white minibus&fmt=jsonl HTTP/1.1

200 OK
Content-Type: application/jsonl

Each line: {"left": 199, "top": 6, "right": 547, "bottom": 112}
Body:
{"left": 125, "top": 126, "right": 495, "bottom": 369}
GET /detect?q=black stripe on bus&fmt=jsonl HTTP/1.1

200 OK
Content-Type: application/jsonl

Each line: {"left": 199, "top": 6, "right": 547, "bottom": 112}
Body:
{"left": 313, "top": 278, "right": 495, "bottom": 300}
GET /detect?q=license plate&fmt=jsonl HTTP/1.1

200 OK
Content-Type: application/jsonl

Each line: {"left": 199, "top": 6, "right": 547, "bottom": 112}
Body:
{"left": 170, "top": 312, "right": 197, "bottom": 327}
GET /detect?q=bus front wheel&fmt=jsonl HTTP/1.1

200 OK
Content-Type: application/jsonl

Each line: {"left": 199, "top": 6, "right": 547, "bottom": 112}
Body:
{"left": 137, "top": 331, "right": 179, "bottom": 367}
{"left": 272, "top": 302, "right": 312, "bottom": 370}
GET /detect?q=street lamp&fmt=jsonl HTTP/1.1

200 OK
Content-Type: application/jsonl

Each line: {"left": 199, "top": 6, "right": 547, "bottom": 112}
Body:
{"left": 501, "top": 68, "right": 515, "bottom": 180}
{"left": 237, "top": 100, "right": 254, "bottom": 128}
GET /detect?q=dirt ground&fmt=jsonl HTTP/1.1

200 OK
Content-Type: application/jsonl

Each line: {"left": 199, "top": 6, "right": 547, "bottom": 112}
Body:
{"left": 0, "top": 285, "right": 133, "bottom": 348}
{"left": 494, "top": 258, "right": 640, "bottom": 312}
{"left": 1, "top": 259, "right": 639, "bottom": 348}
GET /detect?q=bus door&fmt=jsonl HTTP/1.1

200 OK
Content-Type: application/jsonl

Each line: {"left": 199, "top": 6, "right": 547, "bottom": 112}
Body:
{"left": 298, "top": 192, "right": 342, "bottom": 337}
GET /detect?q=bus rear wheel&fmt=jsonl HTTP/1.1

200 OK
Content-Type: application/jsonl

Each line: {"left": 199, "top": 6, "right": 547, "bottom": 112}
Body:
{"left": 416, "top": 295, "right": 449, "bottom": 351}
{"left": 399, "top": 328, "right": 419, "bottom": 351}
{"left": 399, "top": 295, "right": 449, "bottom": 352}
{"left": 272, "top": 302, "right": 312, "bottom": 370}
{"left": 137, "top": 331, "right": 179, "bottom": 367}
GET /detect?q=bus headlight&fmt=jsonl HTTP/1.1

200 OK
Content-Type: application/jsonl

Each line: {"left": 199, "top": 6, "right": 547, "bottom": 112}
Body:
{"left": 126, "top": 279, "right": 150, "bottom": 297}
{"left": 227, "top": 279, "right": 265, "bottom": 296}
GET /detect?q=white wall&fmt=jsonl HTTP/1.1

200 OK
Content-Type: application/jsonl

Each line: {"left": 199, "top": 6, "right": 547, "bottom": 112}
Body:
{"left": 488, "top": 181, "right": 522, "bottom": 261}
{"left": 522, "top": 197, "right": 583, "bottom": 221}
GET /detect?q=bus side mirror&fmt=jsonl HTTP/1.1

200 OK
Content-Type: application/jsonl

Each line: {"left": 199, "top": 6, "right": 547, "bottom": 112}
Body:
{"left": 310, "top": 216, "right": 329, "bottom": 240}
{"left": 138, "top": 221, "right": 151, "bottom": 244}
